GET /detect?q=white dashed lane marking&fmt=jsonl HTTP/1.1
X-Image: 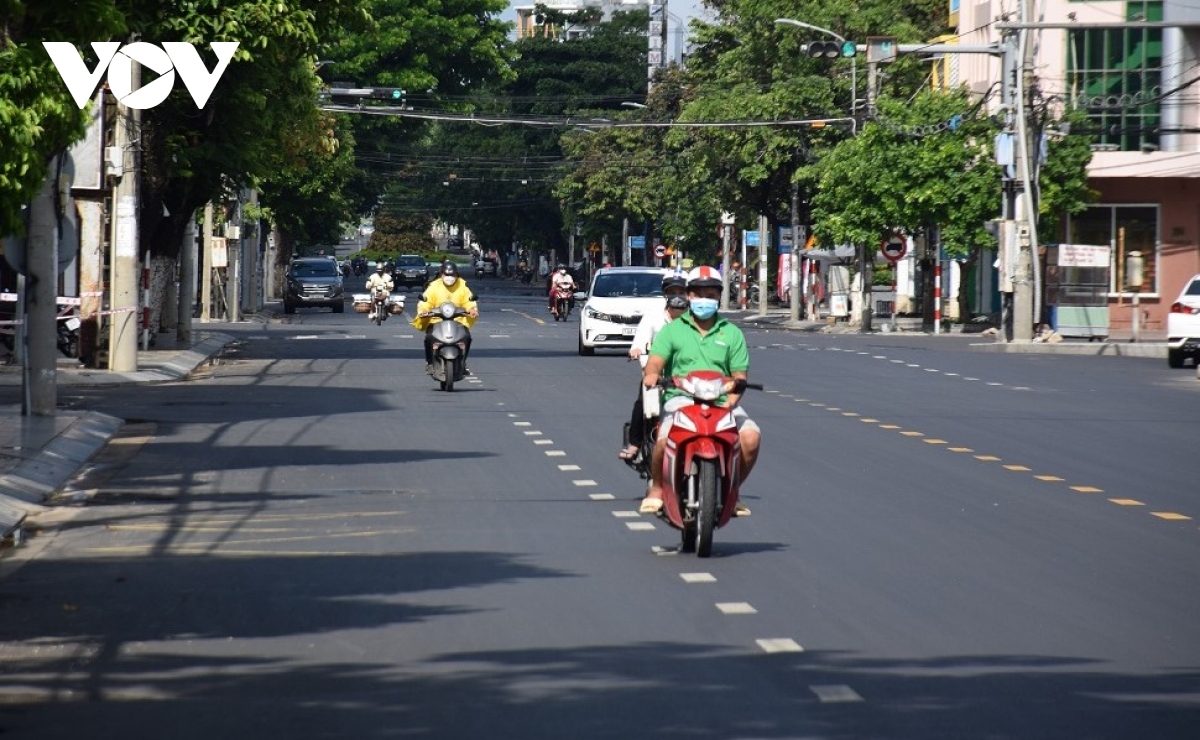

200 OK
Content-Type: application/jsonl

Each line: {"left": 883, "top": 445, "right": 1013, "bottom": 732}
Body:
{"left": 716, "top": 602, "right": 758, "bottom": 615}
{"left": 558, "top": 464, "right": 581, "bottom": 471}
{"left": 625, "top": 522, "right": 656, "bottom": 531}
{"left": 756, "top": 638, "right": 804, "bottom": 654}
{"left": 680, "top": 572, "right": 717, "bottom": 583}
{"left": 810, "top": 685, "right": 865, "bottom": 703}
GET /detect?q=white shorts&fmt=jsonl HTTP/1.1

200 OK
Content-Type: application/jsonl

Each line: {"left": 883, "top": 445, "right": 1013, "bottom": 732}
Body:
{"left": 658, "top": 396, "right": 760, "bottom": 437}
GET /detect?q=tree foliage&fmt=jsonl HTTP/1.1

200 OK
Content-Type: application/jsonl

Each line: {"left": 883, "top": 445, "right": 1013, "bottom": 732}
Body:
{"left": 0, "top": 0, "right": 125, "bottom": 236}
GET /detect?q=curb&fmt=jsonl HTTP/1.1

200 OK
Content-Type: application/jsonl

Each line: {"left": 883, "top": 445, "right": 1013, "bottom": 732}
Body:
{"left": 0, "top": 411, "right": 123, "bottom": 540}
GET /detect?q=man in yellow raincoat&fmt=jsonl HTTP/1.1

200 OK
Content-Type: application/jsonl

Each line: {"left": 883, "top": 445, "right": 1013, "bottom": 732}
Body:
{"left": 413, "top": 261, "right": 479, "bottom": 374}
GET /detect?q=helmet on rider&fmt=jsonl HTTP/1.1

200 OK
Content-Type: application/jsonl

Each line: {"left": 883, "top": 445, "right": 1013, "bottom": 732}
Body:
{"left": 440, "top": 261, "right": 459, "bottom": 286}
{"left": 662, "top": 273, "right": 687, "bottom": 293}
{"left": 686, "top": 265, "right": 723, "bottom": 290}
{"left": 556, "top": 263, "right": 567, "bottom": 274}
{"left": 375, "top": 262, "right": 385, "bottom": 272}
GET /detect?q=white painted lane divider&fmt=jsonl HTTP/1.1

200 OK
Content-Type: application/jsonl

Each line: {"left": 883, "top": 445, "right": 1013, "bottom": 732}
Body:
{"left": 680, "top": 572, "right": 717, "bottom": 583}
{"left": 810, "top": 685, "right": 864, "bottom": 703}
{"left": 545, "top": 450, "right": 566, "bottom": 457}
{"left": 572, "top": 479, "right": 597, "bottom": 487}
{"left": 716, "top": 602, "right": 757, "bottom": 615}
{"left": 558, "top": 464, "right": 581, "bottom": 471}
{"left": 589, "top": 493, "right": 616, "bottom": 501}
{"left": 756, "top": 638, "right": 804, "bottom": 653}
{"left": 533, "top": 439, "right": 554, "bottom": 445}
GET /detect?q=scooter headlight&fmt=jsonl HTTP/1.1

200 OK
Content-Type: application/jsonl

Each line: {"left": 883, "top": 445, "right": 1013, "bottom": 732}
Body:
{"left": 680, "top": 376, "right": 724, "bottom": 402}
{"left": 439, "top": 303, "right": 457, "bottom": 319}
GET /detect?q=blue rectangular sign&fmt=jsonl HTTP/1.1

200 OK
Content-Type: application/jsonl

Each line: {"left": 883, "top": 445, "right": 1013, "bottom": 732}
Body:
{"left": 744, "top": 230, "right": 760, "bottom": 247}
{"left": 629, "top": 236, "right": 646, "bottom": 249}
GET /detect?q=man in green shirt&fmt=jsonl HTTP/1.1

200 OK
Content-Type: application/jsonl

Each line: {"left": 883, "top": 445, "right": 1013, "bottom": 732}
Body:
{"left": 640, "top": 266, "right": 761, "bottom": 515}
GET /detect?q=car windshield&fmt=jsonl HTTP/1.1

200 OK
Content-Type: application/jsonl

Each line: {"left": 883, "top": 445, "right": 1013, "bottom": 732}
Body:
{"left": 591, "top": 273, "right": 664, "bottom": 298}
{"left": 1186, "top": 280, "right": 1200, "bottom": 297}
{"left": 397, "top": 257, "right": 425, "bottom": 267}
{"left": 291, "top": 261, "right": 337, "bottom": 277}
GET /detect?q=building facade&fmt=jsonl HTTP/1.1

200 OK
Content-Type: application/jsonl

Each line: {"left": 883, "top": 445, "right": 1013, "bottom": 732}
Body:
{"left": 949, "top": 0, "right": 1200, "bottom": 335}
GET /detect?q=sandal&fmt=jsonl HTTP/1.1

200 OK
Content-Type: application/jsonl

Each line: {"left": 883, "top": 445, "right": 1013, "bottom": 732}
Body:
{"left": 618, "top": 445, "right": 639, "bottom": 460}
{"left": 639, "top": 497, "right": 663, "bottom": 514}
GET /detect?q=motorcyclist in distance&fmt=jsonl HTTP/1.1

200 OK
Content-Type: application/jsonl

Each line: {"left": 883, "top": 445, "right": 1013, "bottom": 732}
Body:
{"left": 365, "top": 262, "right": 394, "bottom": 319}
{"left": 413, "top": 261, "right": 478, "bottom": 374}
{"left": 547, "top": 263, "right": 577, "bottom": 314}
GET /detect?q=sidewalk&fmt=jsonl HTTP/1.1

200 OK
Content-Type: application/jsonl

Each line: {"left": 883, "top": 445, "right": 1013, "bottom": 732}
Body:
{"left": 734, "top": 308, "right": 1169, "bottom": 358}
{"left": 0, "top": 326, "right": 244, "bottom": 542}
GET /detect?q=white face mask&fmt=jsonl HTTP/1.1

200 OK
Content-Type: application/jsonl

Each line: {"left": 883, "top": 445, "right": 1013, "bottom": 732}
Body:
{"left": 442, "top": 275, "right": 456, "bottom": 286}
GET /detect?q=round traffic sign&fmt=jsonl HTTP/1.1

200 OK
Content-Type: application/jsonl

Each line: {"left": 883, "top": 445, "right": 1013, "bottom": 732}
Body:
{"left": 654, "top": 244, "right": 666, "bottom": 258}
{"left": 880, "top": 234, "right": 907, "bottom": 263}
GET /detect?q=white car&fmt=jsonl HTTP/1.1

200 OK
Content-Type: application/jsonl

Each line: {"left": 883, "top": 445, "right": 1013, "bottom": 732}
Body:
{"left": 577, "top": 266, "right": 670, "bottom": 356}
{"left": 1167, "top": 273, "right": 1200, "bottom": 368}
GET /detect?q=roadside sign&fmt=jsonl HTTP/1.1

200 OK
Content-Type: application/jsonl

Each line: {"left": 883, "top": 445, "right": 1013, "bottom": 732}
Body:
{"left": 654, "top": 244, "right": 667, "bottom": 258}
{"left": 880, "top": 233, "right": 907, "bottom": 263}
{"left": 629, "top": 235, "right": 646, "bottom": 250}
{"left": 744, "top": 230, "right": 760, "bottom": 248}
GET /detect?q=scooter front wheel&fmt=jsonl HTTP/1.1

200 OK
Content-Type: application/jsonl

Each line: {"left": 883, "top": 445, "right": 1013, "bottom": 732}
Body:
{"left": 695, "top": 459, "right": 719, "bottom": 558}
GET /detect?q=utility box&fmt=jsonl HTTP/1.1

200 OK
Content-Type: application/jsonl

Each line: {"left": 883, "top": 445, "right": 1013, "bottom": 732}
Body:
{"left": 1045, "top": 244, "right": 1110, "bottom": 339}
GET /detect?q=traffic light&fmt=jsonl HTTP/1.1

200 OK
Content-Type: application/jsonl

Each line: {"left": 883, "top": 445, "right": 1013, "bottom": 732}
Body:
{"left": 803, "top": 40, "right": 856, "bottom": 59}
{"left": 369, "top": 87, "right": 405, "bottom": 101}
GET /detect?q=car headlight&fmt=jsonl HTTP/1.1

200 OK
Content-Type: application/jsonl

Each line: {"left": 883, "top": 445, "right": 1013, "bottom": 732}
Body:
{"left": 585, "top": 307, "right": 612, "bottom": 322}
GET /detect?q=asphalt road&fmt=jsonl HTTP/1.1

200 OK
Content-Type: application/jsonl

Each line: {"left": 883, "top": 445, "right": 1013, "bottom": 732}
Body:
{"left": 1, "top": 287, "right": 1198, "bottom": 739}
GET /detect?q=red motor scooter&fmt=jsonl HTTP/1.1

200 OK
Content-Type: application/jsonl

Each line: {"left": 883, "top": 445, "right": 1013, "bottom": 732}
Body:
{"left": 657, "top": 370, "right": 761, "bottom": 557}
{"left": 550, "top": 285, "right": 574, "bottom": 321}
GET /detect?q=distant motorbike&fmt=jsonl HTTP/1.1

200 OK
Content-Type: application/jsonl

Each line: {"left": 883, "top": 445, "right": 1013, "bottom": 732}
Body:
{"left": 655, "top": 371, "right": 761, "bottom": 557}
{"left": 551, "top": 286, "right": 573, "bottom": 321}
{"left": 419, "top": 301, "right": 472, "bottom": 392}
{"left": 370, "top": 289, "right": 390, "bottom": 325}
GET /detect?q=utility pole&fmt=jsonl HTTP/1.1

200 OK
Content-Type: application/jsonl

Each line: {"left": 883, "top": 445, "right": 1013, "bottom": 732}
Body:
{"left": 201, "top": 202, "right": 213, "bottom": 321}
{"left": 178, "top": 215, "right": 196, "bottom": 342}
{"left": 1008, "top": 0, "right": 1038, "bottom": 342}
{"left": 757, "top": 213, "right": 769, "bottom": 317}
{"left": 109, "top": 61, "right": 139, "bottom": 371}
{"left": 720, "top": 212, "right": 734, "bottom": 312}
{"left": 25, "top": 158, "right": 60, "bottom": 416}
{"left": 789, "top": 182, "right": 803, "bottom": 323}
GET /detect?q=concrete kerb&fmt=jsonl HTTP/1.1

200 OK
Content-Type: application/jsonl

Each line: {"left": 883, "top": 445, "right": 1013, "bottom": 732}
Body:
{"left": 0, "top": 411, "right": 123, "bottom": 540}
{"left": 0, "top": 331, "right": 237, "bottom": 540}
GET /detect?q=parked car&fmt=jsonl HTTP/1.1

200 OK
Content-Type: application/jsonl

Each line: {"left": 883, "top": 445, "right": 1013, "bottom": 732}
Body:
{"left": 284, "top": 257, "right": 345, "bottom": 314}
{"left": 1167, "top": 273, "right": 1200, "bottom": 367}
{"left": 394, "top": 254, "right": 429, "bottom": 289}
{"left": 577, "top": 266, "right": 670, "bottom": 356}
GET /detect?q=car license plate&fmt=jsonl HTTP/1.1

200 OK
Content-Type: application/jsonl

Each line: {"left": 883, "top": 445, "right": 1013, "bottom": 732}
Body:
{"left": 622, "top": 327, "right": 636, "bottom": 336}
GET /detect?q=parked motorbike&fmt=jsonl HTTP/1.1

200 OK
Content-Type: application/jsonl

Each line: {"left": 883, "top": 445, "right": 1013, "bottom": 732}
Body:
{"left": 419, "top": 301, "right": 472, "bottom": 392}
{"left": 655, "top": 371, "right": 761, "bottom": 557}
{"left": 57, "top": 313, "right": 80, "bottom": 358}
{"left": 551, "top": 286, "right": 573, "bottom": 321}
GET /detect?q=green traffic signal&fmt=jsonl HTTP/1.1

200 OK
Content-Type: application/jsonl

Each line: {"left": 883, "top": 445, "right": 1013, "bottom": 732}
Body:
{"left": 841, "top": 40, "right": 857, "bottom": 58}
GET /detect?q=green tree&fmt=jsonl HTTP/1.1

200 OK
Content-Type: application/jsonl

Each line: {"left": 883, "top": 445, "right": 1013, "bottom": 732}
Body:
{"left": 0, "top": 0, "right": 125, "bottom": 236}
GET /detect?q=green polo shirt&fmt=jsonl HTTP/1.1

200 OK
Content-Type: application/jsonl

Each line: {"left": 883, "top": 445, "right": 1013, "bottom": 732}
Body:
{"left": 649, "top": 312, "right": 750, "bottom": 402}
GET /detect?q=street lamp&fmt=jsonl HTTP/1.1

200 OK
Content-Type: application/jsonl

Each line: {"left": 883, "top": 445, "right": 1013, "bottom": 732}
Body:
{"left": 774, "top": 18, "right": 857, "bottom": 119}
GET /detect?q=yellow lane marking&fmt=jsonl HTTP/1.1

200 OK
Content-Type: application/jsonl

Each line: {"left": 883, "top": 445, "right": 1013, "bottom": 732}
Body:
{"left": 1109, "top": 499, "right": 1144, "bottom": 506}
{"left": 107, "top": 525, "right": 292, "bottom": 533}
{"left": 503, "top": 308, "right": 545, "bottom": 325}
{"left": 948, "top": 447, "right": 974, "bottom": 453}
{"left": 1071, "top": 486, "right": 1104, "bottom": 493}
{"left": 1151, "top": 512, "right": 1191, "bottom": 521}
{"left": 1035, "top": 475, "right": 1065, "bottom": 482}
{"left": 975, "top": 455, "right": 1001, "bottom": 461}
{"left": 900, "top": 431, "right": 924, "bottom": 437}
{"left": 1003, "top": 465, "right": 1031, "bottom": 471}
{"left": 195, "top": 512, "right": 406, "bottom": 523}
{"left": 860, "top": 418, "right": 879, "bottom": 423}
{"left": 85, "top": 548, "right": 364, "bottom": 556}
{"left": 923, "top": 439, "right": 947, "bottom": 445}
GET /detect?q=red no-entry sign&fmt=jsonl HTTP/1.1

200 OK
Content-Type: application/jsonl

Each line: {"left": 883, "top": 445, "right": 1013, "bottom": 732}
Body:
{"left": 880, "top": 234, "right": 907, "bottom": 263}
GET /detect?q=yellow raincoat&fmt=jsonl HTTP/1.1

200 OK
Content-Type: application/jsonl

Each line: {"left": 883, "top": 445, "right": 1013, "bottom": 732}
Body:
{"left": 412, "top": 278, "right": 478, "bottom": 332}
